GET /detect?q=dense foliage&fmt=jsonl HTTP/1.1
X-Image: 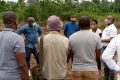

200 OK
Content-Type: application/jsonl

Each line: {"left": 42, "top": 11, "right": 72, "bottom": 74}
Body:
{"left": 0, "top": 0, "right": 120, "bottom": 28}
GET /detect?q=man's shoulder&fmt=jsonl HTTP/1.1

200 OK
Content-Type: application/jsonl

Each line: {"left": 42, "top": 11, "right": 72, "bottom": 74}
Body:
{"left": 36, "top": 23, "right": 40, "bottom": 26}
{"left": 97, "top": 28, "right": 102, "bottom": 31}
{"left": 61, "top": 35, "right": 68, "bottom": 40}
{"left": 5, "top": 32, "right": 24, "bottom": 43}
{"left": 65, "top": 22, "right": 70, "bottom": 26}
{"left": 10, "top": 32, "right": 23, "bottom": 39}
{"left": 109, "top": 24, "right": 117, "bottom": 29}
{"left": 22, "top": 24, "right": 29, "bottom": 29}
{"left": 69, "top": 31, "right": 79, "bottom": 39}
{"left": 92, "top": 32, "right": 100, "bottom": 37}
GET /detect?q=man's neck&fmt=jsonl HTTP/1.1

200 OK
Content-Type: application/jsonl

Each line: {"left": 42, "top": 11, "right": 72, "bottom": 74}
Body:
{"left": 92, "top": 28, "right": 97, "bottom": 32}
{"left": 50, "top": 30, "right": 60, "bottom": 32}
{"left": 49, "top": 31, "right": 60, "bottom": 34}
{"left": 71, "top": 21, "right": 75, "bottom": 23}
{"left": 108, "top": 23, "right": 113, "bottom": 26}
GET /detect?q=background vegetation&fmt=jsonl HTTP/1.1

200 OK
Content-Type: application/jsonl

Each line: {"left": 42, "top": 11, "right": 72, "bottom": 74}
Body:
{"left": 0, "top": 0, "right": 120, "bottom": 29}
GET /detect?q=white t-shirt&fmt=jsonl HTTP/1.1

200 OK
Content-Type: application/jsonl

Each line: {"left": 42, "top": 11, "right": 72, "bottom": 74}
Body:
{"left": 102, "top": 35, "right": 120, "bottom": 80}
{"left": 89, "top": 28, "right": 102, "bottom": 35}
{"left": 101, "top": 24, "right": 117, "bottom": 47}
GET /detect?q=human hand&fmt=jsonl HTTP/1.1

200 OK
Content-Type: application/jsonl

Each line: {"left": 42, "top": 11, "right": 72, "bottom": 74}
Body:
{"left": 66, "top": 70, "right": 73, "bottom": 80}
{"left": 117, "top": 70, "right": 120, "bottom": 75}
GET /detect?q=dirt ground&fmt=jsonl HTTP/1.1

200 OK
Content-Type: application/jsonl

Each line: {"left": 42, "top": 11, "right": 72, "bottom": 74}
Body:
{"left": 29, "top": 28, "right": 120, "bottom": 80}
{"left": 0, "top": 25, "right": 119, "bottom": 80}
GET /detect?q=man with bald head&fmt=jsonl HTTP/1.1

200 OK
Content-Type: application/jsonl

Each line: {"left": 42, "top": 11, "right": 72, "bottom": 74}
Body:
{"left": 68, "top": 16, "right": 101, "bottom": 80}
{"left": 17, "top": 17, "right": 42, "bottom": 69}
{"left": 101, "top": 16, "right": 117, "bottom": 80}
{"left": 0, "top": 11, "right": 29, "bottom": 80}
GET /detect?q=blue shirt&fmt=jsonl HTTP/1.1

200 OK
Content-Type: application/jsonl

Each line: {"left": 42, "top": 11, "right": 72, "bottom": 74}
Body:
{"left": 64, "top": 22, "right": 80, "bottom": 38}
{"left": 0, "top": 28, "right": 25, "bottom": 80}
{"left": 17, "top": 23, "right": 42, "bottom": 49}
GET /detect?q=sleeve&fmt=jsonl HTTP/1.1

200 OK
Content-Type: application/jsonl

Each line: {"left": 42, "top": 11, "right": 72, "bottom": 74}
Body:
{"left": 77, "top": 24, "right": 80, "bottom": 31}
{"left": 109, "top": 29, "right": 117, "bottom": 38}
{"left": 96, "top": 36, "right": 102, "bottom": 49}
{"left": 64, "top": 23, "right": 68, "bottom": 36}
{"left": 102, "top": 38, "right": 120, "bottom": 71}
{"left": 38, "top": 37, "right": 41, "bottom": 44}
{"left": 14, "top": 36, "right": 25, "bottom": 53}
{"left": 38, "top": 26, "right": 42, "bottom": 36}
{"left": 17, "top": 26, "right": 26, "bottom": 34}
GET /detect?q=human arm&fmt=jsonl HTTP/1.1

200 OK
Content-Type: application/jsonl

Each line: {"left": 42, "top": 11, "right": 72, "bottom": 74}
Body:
{"left": 102, "top": 38, "right": 120, "bottom": 72}
{"left": 101, "top": 29, "right": 117, "bottom": 42}
{"left": 14, "top": 37, "right": 29, "bottom": 80}
{"left": 64, "top": 24, "right": 68, "bottom": 37}
{"left": 67, "top": 43, "right": 74, "bottom": 64}
{"left": 101, "top": 37, "right": 113, "bottom": 42}
{"left": 96, "top": 49, "right": 101, "bottom": 70}
{"left": 16, "top": 53, "right": 29, "bottom": 80}
{"left": 96, "top": 36, "right": 102, "bottom": 70}
{"left": 38, "top": 26, "right": 42, "bottom": 36}
{"left": 17, "top": 26, "right": 26, "bottom": 35}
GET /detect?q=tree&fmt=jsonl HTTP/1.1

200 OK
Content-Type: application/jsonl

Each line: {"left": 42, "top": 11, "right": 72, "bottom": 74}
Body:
{"left": 27, "top": 0, "right": 39, "bottom": 4}
{"left": 115, "top": 0, "right": 120, "bottom": 3}
{"left": 92, "top": 0, "right": 100, "bottom": 4}
{"left": 18, "top": 0, "right": 24, "bottom": 4}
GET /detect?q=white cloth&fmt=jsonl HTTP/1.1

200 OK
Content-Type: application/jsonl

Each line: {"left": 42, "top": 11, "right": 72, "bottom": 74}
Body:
{"left": 102, "top": 35, "right": 120, "bottom": 80}
{"left": 89, "top": 28, "right": 102, "bottom": 35}
{"left": 101, "top": 24, "right": 117, "bottom": 47}
{"left": 38, "top": 31, "right": 68, "bottom": 80}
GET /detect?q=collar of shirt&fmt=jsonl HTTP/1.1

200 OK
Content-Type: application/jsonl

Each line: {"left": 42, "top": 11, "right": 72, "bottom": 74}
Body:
{"left": 49, "top": 31, "right": 60, "bottom": 34}
{"left": 3, "top": 28, "right": 14, "bottom": 32}
{"left": 107, "top": 24, "right": 114, "bottom": 28}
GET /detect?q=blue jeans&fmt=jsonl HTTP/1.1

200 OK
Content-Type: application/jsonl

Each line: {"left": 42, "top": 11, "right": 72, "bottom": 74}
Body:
{"left": 102, "top": 47, "right": 115, "bottom": 80}
{"left": 25, "top": 47, "right": 40, "bottom": 69}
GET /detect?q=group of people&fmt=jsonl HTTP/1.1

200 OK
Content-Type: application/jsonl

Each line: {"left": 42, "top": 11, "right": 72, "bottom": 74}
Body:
{"left": 0, "top": 11, "right": 120, "bottom": 80}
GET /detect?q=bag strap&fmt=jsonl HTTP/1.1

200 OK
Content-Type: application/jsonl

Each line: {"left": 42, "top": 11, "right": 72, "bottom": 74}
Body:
{"left": 39, "top": 35, "right": 44, "bottom": 80}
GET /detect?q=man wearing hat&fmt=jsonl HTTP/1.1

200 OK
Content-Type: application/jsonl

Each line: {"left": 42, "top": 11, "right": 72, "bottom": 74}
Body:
{"left": 38, "top": 15, "right": 68, "bottom": 80}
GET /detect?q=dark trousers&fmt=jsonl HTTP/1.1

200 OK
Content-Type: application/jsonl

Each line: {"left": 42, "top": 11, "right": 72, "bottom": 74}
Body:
{"left": 104, "top": 63, "right": 115, "bottom": 80}
{"left": 25, "top": 47, "right": 40, "bottom": 69}
{"left": 102, "top": 47, "right": 115, "bottom": 80}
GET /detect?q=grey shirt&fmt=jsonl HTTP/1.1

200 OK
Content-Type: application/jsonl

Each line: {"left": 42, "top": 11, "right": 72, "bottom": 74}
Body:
{"left": 0, "top": 28, "right": 25, "bottom": 80}
{"left": 69, "top": 30, "right": 101, "bottom": 71}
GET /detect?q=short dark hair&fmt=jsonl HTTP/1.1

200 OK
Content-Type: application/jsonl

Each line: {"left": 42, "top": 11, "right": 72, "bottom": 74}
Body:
{"left": 3, "top": 11, "right": 17, "bottom": 25}
{"left": 79, "top": 16, "right": 90, "bottom": 29}
{"left": 91, "top": 19, "right": 98, "bottom": 24}
{"left": 71, "top": 15, "right": 76, "bottom": 18}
